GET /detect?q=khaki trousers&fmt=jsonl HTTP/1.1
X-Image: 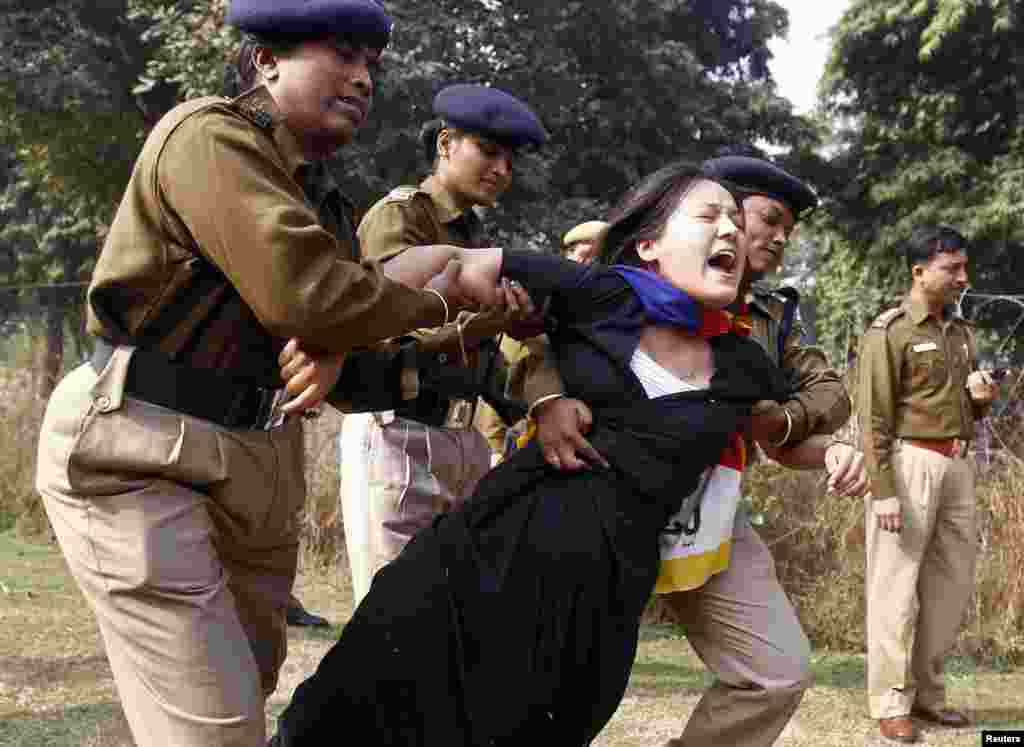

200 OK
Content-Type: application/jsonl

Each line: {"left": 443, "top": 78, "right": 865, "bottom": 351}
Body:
{"left": 339, "top": 413, "right": 493, "bottom": 606}
{"left": 661, "top": 514, "right": 812, "bottom": 747}
{"left": 36, "top": 348, "right": 306, "bottom": 747}
{"left": 866, "top": 441, "right": 976, "bottom": 719}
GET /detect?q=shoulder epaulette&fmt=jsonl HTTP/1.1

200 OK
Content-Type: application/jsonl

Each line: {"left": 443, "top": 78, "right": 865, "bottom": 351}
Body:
{"left": 228, "top": 87, "right": 280, "bottom": 132}
{"left": 871, "top": 307, "right": 905, "bottom": 329}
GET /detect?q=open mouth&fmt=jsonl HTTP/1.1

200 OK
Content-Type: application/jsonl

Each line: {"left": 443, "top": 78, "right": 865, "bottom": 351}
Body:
{"left": 707, "top": 248, "right": 739, "bottom": 274}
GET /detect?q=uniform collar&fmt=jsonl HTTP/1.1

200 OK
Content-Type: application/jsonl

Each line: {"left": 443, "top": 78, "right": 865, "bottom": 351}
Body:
{"left": 231, "top": 85, "right": 312, "bottom": 180}
{"left": 297, "top": 160, "right": 343, "bottom": 209}
{"left": 743, "top": 283, "right": 775, "bottom": 317}
{"left": 420, "top": 175, "right": 472, "bottom": 224}
{"left": 903, "top": 296, "right": 960, "bottom": 325}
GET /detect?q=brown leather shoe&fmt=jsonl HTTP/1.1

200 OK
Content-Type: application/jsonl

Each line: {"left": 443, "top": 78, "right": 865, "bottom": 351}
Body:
{"left": 879, "top": 716, "right": 919, "bottom": 743}
{"left": 911, "top": 705, "right": 970, "bottom": 727}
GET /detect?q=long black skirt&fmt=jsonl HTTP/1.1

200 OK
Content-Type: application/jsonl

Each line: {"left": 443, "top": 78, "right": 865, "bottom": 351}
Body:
{"left": 276, "top": 395, "right": 742, "bottom": 745}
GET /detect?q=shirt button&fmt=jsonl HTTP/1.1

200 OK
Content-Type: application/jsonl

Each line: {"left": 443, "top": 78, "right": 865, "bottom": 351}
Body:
{"left": 94, "top": 395, "right": 112, "bottom": 412}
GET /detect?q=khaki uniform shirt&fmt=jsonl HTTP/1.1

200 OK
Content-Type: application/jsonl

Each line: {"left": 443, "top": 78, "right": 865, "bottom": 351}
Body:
{"left": 857, "top": 297, "right": 981, "bottom": 499}
{"left": 87, "top": 86, "right": 443, "bottom": 384}
{"left": 358, "top": 176, "right": 493, "bottom": 363}
{"left": 746, "top": 285, "right": 851, "bottom": 445}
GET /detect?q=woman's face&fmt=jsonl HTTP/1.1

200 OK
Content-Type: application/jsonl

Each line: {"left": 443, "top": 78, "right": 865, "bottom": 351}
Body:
{"left": 741, "top": 194, "right": 796, "bottom": 277}
{"left": 636, "top": 179, "right": 745, "bottom": 309}
{"left": 437, "top": 132, "right": 515, "bottom": 208}
{"left": 266, "top": 38, "right": 380, "bottom": 158}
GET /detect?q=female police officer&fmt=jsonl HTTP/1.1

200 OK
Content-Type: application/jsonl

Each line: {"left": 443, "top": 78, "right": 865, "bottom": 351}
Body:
{"left": 337, "top": 83, "right": 561, "bottom": 605}
{"left": 33, "top": 3, "right": 488, "bottom": 745}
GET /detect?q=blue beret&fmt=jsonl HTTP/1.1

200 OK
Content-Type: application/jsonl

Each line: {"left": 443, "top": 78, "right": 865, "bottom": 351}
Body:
{"left": 702, "top": 156, "right": 818, "bottom": 219}
{"left": 227, "top": 0, "right": 392, "bottom": 41}
{"left": 433, "top": 84, "right": 548, "bottom": 148}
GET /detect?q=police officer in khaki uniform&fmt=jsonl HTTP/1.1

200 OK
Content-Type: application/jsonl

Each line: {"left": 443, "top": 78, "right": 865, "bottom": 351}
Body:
{"left": 338, "top": 84, "right": 561, "bottom": 605}
{"left": 653, "top": 155, "right": 866, "bottom": 747}
{"left": 33, "top": 4, "right": 492, "bottom": 745}
{"left": 858, "top": 225, "right": 998, "bottom": 743}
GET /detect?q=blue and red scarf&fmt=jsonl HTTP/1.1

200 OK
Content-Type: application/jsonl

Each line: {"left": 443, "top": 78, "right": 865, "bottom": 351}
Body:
{"left": 612, "top": 265, "right": 751, "bottom": 337}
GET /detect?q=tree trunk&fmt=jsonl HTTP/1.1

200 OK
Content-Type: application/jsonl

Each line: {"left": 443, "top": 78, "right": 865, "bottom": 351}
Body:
{"left": 37, "top": 303, "right": 64, "bottom": 400}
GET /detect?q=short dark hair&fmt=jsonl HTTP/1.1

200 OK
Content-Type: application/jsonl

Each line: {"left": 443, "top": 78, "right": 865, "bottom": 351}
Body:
{"left": 905, "top": 225, "right": 969, "bottom": 271}
{"left": 597, "top": 162, "right": 740, "bottom": 266}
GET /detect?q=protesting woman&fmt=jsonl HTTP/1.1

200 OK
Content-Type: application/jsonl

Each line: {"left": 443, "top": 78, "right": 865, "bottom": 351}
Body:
{"left": 272, "top": 162, "right": 793, "bottom": 745}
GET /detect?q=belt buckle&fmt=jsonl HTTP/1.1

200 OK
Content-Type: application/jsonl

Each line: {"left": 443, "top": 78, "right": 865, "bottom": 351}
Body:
{"left": 258, "top": 388, "right": 290, "bottom": 431}
{"left": 444, "top": 400, "right": 473, "bottom": 430}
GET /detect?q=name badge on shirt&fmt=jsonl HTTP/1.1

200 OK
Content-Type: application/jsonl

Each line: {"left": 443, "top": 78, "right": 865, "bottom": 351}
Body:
{"left": 912, "top": 342, "right": 939, "bottom": 353}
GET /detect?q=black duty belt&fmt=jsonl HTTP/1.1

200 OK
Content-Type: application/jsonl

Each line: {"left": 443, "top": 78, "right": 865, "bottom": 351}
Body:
{"left": 89, "top": 339, "right": 289, "bottom": 430}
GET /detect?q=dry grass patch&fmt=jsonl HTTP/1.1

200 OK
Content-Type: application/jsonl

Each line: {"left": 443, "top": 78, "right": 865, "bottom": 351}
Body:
{"left": 4, "top": 531, "right": 1024, "bottom": 747}
{"left": 0, "top": 530, "right": 127, "bottom": 746}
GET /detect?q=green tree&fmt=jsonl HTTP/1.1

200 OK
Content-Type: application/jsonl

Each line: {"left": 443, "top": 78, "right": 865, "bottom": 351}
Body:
{"left": 130, "top": 0, "right": 817, "bottom": 241}
{"left": 0, "top": 0, "right": 160, "bottom": 392}
{"left": 814, "top": 0, "right": 1024, "bottom": 359}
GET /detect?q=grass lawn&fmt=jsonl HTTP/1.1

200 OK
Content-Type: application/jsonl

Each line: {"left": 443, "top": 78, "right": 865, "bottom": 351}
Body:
{"left": 2, "top": 529, "right": 1023, "bottom": 746}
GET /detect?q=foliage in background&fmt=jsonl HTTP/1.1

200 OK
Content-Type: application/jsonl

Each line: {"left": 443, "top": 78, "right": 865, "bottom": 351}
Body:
{"left": 0, "top": 369, "right": 46, "bottom": 536}
{"left": 0, "top": 0, "right": 817, "bottom": 378}
{"left": 742, "top": 441, "right": 1024, "bottom": 662}
{"left": 0, "top": 0, "right": 161, "bottom": 391}
{"left": 813, "top": 0, "right": 1024, "bottom": 358}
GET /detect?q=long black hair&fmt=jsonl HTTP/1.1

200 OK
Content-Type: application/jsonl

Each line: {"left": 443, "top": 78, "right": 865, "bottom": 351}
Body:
{"left": 598, "top": 162, "right": 741, "bottom": 267}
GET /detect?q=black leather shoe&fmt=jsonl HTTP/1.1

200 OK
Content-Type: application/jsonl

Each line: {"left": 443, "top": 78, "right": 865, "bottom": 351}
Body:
{"left": 286, "top": 605, "right": 330, "bottom": 627}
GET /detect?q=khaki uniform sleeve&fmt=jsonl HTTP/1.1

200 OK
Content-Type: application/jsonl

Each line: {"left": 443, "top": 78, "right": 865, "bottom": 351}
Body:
{"left": 779, "top": 329, "right": 852, "bottom": 442}
{"left": 357, "top": 198, "right": 436, "bottom": 262}
{"left": 858, "top": 327, "right": 901, "bottom": 499}
{"left": 506, "top": 335, "right": 566, "bottom": 407}
{"left": 158, "top": 113, "right": 443, "bottom": 353}
{"left": 357, "top": 198, "right": 473, "bottom": 357}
